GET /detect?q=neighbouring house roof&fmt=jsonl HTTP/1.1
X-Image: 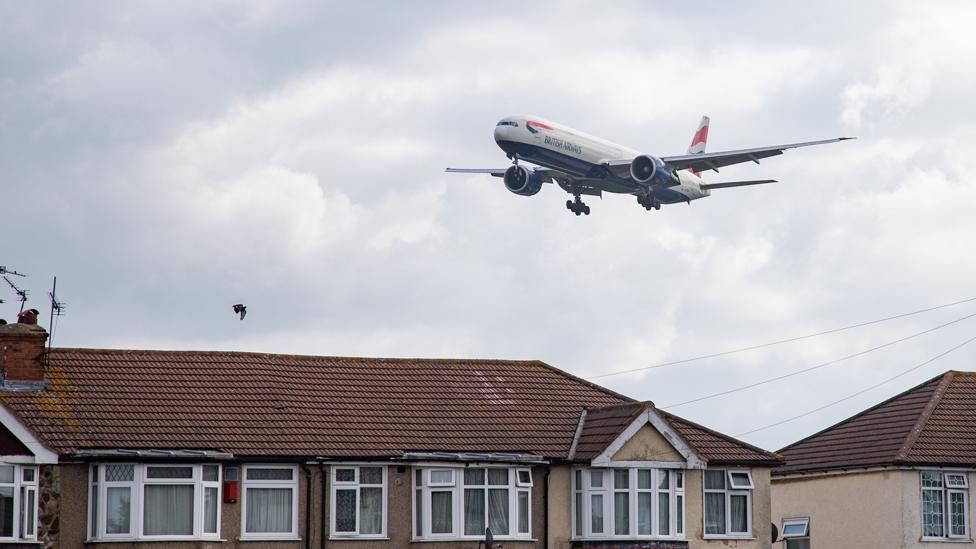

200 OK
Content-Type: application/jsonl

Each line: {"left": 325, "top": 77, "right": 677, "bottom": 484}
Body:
{"left": 775, "top": 370, "right": 976, "bottom": 476}
{"left": 572, "top": 402, "right": 780, "bottom": 466}
{"left": 0, "top": 347, "right": 780, "bottom": 464}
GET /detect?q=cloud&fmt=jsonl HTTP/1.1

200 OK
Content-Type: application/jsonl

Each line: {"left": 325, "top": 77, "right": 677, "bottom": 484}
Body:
{"left": 4, "top": 0, "right": 976, "bottom": 453}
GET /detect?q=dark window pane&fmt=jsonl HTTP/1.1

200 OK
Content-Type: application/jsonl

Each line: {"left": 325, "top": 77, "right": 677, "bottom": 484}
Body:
{"left": 0, "top": 487, "right": 12, "bottom": 537}
{"left": 518, "top": 491, "right": 529, "bottom": 534}
{"left": 431, "top": 492, "right": 452, "bottom": 534}
{"left": 335, "top": 489, "right": 356, "bottom": 532}
{"left": 464, "top": 489, "right": 485, "bottom": 536}
{"left": 614, "top": 492, "right": 629, "bottom": 535}
{"left": 146, "top": 467, "right": 193, "bottom": 480}
{"left": 704, "top": 492, "right": 725, "bottom": 535}
{"left": 247, "top": 468, "right": 293, "bottom": 481}
{"left": 359, "top": 467, "right": 382, "bottom": 485}
{"left": 488, "top": 488, "right": 509, "bottom": 535}
{"left": 360, "top": 487, "right": 383, "bottom": 535}
{"left": 465, "top": 469, "right": 485, "bottom": 486}
{"left": 143, "top": 485, "right": 194, "bottom": 535}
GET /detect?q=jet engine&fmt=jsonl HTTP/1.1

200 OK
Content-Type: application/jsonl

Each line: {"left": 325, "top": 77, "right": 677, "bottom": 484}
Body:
{"left": 504, "top": 165, "right": 543, "bottom": 196}
{"left": 630, "top": 154, "right": 679, "bottom": 186}
{"left": 630, "top": 154, "right": 658, "bottom": 183}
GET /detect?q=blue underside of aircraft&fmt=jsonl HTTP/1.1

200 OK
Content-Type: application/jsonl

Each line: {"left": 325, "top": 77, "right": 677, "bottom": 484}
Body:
{"left": 496, "top": 140, "right": 690, "bottom": 204}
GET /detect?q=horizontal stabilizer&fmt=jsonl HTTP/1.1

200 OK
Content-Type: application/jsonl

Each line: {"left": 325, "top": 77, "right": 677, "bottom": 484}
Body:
{"left": 700, "top": 179, "right": 777, "bottom": 190}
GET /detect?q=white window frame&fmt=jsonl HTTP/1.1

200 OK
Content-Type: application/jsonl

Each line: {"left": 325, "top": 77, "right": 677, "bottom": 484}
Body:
{"left": 411, "top": 466, "right": 533, "bottom": 541}
{"left": 572, "top": 467, "right": 685, "bottom": 541}
{"left": 329, "top": 465, "right": 387, "bottom": 539}
{"left": 240, "top": 464, "right": 299, "bottom": 540}
{"left": 0, "top": 463, "right": 38, "bottom": 541}
{"left": 921, "top": 470, "right": 969, "bottom": 540}
{"left": 782, "top": 517, "right": 809, "bottom": 538}
{"left": 703, "top": 468, "right": 753, "bottom": 539}
{"left": 87, "top": 463, "right": 221, "bottom": 541}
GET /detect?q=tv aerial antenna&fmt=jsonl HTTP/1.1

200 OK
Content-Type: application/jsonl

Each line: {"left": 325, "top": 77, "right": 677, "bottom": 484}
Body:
{"left": 2, "top": 274, "right": 29, "bottom": 314}
{"left": 47, "top": 276, "right": 66, "bottom": 353}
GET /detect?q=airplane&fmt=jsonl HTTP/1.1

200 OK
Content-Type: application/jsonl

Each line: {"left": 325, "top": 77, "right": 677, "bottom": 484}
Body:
{"left": 446, "top": 115, "right": 853, "bottom": 215}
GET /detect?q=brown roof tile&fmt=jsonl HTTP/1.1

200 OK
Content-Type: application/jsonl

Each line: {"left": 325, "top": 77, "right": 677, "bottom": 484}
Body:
{"left": 0, "top": 348, "right": 779, "bottom": 464}
{"left": 1, "top": 349, "right": 625, "bottom": 458}
{"left": 572, "top": 402, "right": 780, "bottom": 465}
{"left": 776, "top": 371, "right": 976, "bottom": 475}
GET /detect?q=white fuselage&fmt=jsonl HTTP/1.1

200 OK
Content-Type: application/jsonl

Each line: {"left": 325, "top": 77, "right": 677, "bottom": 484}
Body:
{"left": 493, "top": 115, "right": 709, "bottom": 203}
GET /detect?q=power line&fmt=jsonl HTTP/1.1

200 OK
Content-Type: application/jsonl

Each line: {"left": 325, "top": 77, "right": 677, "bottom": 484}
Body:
{"left": 735, "top": 332, "right": 976, "bottom": 438}
{"left": 586, "top": 295, "right": 976, "bottom": 380}
{"left": 661, "top": 310, "right": 976, "bottom": 409}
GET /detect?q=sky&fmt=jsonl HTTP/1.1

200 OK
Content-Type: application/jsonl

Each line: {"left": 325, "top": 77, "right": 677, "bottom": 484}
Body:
{"left": 3, "top": 0, "right": 976, "bottom": 452}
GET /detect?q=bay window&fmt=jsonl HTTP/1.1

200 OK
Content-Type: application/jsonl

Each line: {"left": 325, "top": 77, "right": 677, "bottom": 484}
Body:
{"left": 573, "top": 467, "right": 684, "bottom": 540}
{"left": 331, "top": 465, "right": 386, "bottom": 538}
{"left": 921, "top": 471, "right": 968, "bottom": 539}
{"left": 242, "top": 465, "right": 298, "bottom": 539}
{"left": 88, "top": 463, "right": 220, "bottom": 540}
{"left": 703, "top": 469, "right": 752, "bottom": 538}
{"left": 0, "top": 464, "right": 37, "bottom": 541}
{"left": 412, "top": 466, "right": 532, "bottom": 540}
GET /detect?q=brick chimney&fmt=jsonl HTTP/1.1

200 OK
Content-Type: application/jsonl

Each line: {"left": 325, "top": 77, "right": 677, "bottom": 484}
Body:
{"left": 0, "top": 309, "right": 48, "bottom": 385}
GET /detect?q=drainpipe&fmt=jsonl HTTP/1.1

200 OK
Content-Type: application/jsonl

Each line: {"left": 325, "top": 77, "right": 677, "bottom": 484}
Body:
{"left": 543, "top": 468, "right": 551, "bottom": 549}
{"left": 301, "top": 463, "right": 312, "bottom": 549}
{"left": 319, "top": 463, "right": 328, "bottom": 549}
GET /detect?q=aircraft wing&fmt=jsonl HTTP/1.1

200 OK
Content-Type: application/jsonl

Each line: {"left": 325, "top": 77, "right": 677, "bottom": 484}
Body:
{"left": 700, "top": 179, "right": 777, "bottom": 190}
{"left": 445, "top": 168, "right": 506, "bottom": 177}
{"left": 659, "top": 137, "right": 854, "bottom": 172}
{"left": 445, "top": 166, "right": 567, "bottom": 184}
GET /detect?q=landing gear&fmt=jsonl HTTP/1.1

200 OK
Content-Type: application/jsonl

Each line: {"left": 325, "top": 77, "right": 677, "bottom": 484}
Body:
{"left": 566, "top": 191, "right": 590, "bottom": 216}
{"left": 637, "top": 193, "right": 661, "bottom": 211}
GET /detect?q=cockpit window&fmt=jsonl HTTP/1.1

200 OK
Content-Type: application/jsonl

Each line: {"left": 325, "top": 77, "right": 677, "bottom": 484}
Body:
{"left": 496, "top": 120, "right": 519, "bottom": 127}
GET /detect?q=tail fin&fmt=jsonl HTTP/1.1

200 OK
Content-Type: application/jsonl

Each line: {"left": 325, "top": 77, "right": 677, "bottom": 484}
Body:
{"left": 686, "top": 115, "right": 709, "bottom": 176}
{"left": 688, "top": 116, "right": 709, "bottom": 154}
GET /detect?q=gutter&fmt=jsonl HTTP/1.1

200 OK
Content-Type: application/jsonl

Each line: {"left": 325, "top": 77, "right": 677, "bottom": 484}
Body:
{"left": 543, "top": 468, "right": 550, "bottom": 549}
{"left": 319, "top": 463, "right": 327, "bottom": 549}
{"left": 300, "top": 463, "right": 312, "bottom": 549}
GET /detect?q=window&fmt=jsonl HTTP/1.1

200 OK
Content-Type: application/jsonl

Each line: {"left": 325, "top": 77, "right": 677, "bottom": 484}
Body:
{"left": 413, "top": 467, "right": 532, "bottom": 540}
{"left": 242, "top": 465, "right": 298, "bottom": 539}
{"left": 921, "top": 471, "right": 968, "bottom": 539}
{"left": 331, "top": 466, "right": 386, "bottom": 538}
{"left": 782, "top": 517, "right": 809, "bottom": 549}
{"left": 703, "top": 469, "right": 752, "bottom": 538}
{"left": 88, "top": 463, "right": 220, "bottom": 540}
{"left": 0, "top": 464, "right": 37, "bottom": 541}
{"left": 572, "top": 467, "right": 684, "bottom": 540}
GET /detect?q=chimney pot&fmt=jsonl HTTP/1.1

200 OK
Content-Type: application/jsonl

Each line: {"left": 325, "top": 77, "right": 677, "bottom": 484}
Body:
{"left": 16, "top": 309, "right": 39, "bottom": 325}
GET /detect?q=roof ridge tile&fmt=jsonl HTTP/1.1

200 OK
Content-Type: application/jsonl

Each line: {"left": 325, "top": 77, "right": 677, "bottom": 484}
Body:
{"left": 896, "top": 371, "right": 955, "bottom": 462}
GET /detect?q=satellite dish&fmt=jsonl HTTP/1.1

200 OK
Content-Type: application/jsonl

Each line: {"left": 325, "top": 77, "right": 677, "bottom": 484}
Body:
{"left": 771, "top": 522, "right": 779, "bottom": 543}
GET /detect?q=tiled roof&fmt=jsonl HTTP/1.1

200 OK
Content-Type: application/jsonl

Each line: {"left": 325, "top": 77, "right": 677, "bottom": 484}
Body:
{"left": 572, "top": 402, "right": 780, "bottom": 465}
{"left": 0, "top": 348, "right": 626, "bottom": 458}
{"left": 573, "top": 402, "right": 643, "bottom": 460}
{"left": 775, "top": 371, "right": 976, "bottom": 475}
{"left": 0, "top": 347, "right": 780, "bottom": 465}
{"left": 662, "top": 410, "right": 783, "bottom": 465}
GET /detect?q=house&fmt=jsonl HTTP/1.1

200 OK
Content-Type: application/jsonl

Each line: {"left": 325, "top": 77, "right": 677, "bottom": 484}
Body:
{"left": 771, "top": 370, "right": 976, "bottom": 548}
{"left": 0, "top": 312, "right": 780, "bottom": 548}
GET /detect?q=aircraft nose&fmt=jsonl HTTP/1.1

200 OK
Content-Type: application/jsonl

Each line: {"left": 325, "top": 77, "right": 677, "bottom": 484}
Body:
{"left": 493, "top": 124, "right": 507, "bottom": 142}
